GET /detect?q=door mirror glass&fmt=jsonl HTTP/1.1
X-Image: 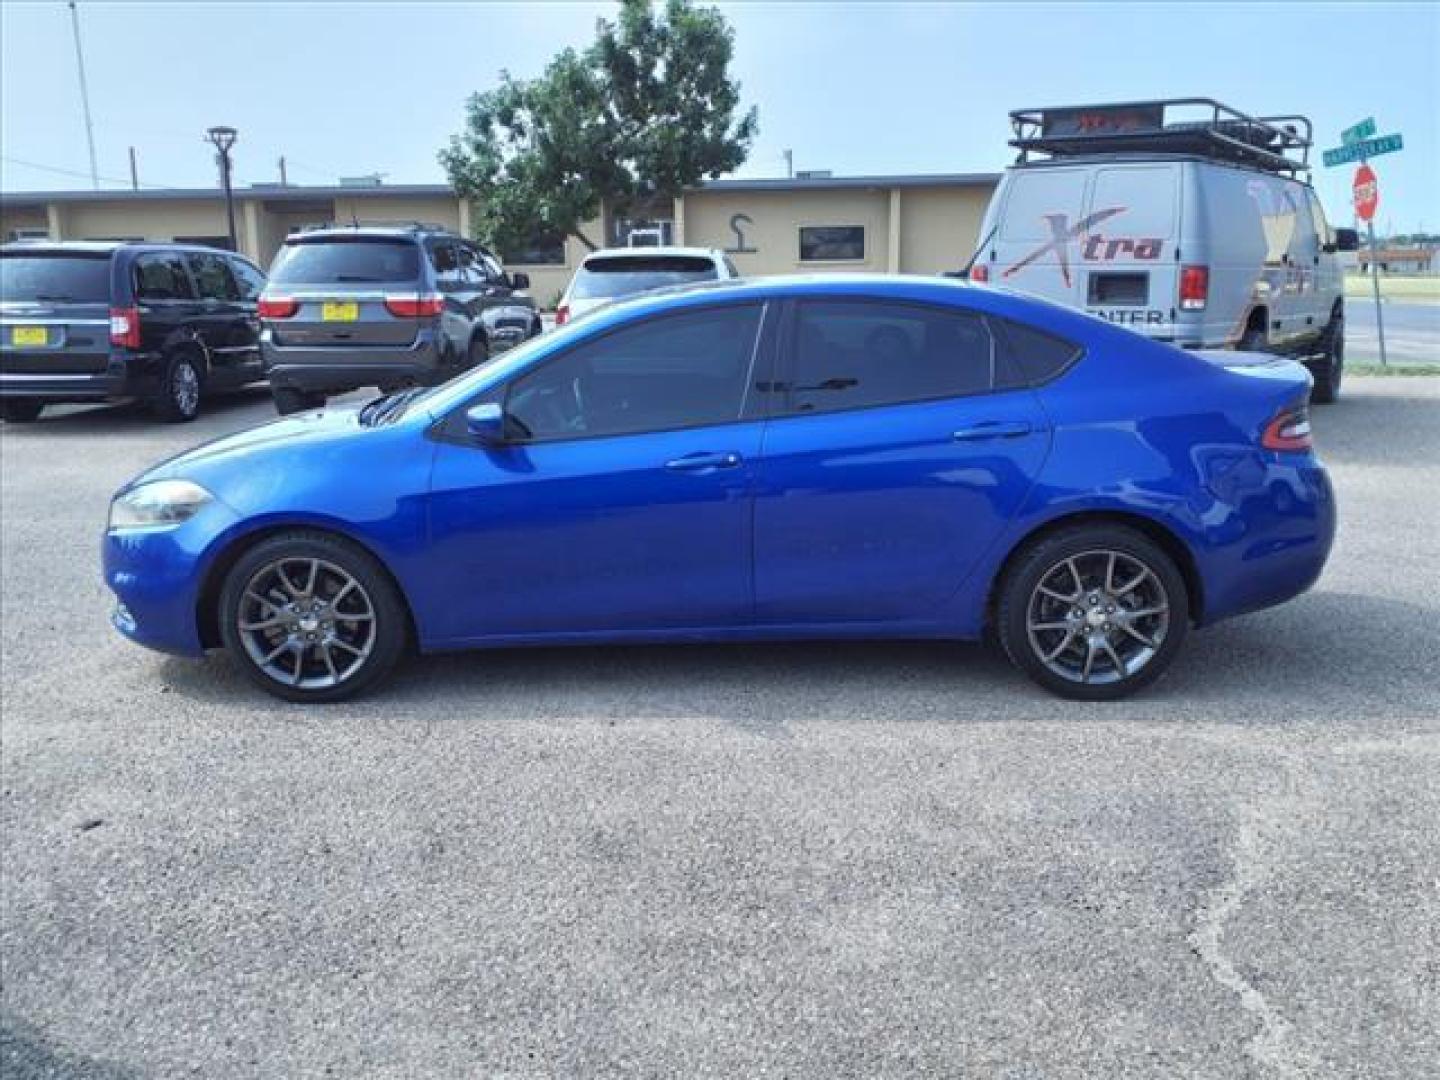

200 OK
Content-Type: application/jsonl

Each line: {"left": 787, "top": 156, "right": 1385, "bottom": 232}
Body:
{"left": 509, "top": 271, "right": 530, "bottom": 291}
{"left": 1332, "top": 227, "right": 1360, "bottom": 253}
{"left": 465, "top": 401, "right": 509, "bottom": 444}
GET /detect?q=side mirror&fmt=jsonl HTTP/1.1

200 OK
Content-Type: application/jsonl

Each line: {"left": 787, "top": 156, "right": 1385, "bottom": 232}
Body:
{"left": 1331, "top": 228, "right": 1360, "bottom": 253}
{"left": 465, "top": 401, "right": 508, "bottom": 444}
{"left": 509, "top": 271, "right": 530, "bottom": 290}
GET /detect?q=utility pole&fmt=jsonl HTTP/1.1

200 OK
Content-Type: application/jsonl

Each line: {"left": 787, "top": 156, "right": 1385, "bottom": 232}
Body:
{"left": 782, "top": 149, "right": 793, "bottom": 179}
{"left": 278, "top": 155, "right": 288, "bottom": 186}
{"left": 67, "top": 1, "right": 99, "bottom": 190}
{"left": 128, "top": 146, "right": 138, "bottom": 191}
{"left": 205, "top": 126, "right": 239, "bottom": 252}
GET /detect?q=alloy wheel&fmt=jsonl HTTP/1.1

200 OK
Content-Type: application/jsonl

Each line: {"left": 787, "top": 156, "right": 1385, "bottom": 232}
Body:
{"left": 172, "top": 361, "right": 201, "bottom": 417}
{"left": 236, "top": 557, "right": 377, "bottom": 689}
{"left": 1025, "top": 549, "right": 1171, "bottom": 686}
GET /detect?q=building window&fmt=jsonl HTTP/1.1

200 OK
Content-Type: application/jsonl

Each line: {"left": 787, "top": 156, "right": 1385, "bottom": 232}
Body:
{"left": 502, "top": 234, "right": 566, "bottom": 266}
{"left": 799, "top": 226, "right": 865, "bottom": 262}
{"left": 7, "top": 227, "right": 50, "bottom": 242}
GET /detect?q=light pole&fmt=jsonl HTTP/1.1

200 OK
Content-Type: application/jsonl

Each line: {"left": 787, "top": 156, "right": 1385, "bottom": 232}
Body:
{"left": 205, "top": 126, "right": 238, "bottom": 251}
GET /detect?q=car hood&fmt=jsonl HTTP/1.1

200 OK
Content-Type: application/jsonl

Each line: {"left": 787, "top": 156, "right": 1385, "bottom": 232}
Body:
{"left": 124, "top": 407, "right": 370, "bottom": 493}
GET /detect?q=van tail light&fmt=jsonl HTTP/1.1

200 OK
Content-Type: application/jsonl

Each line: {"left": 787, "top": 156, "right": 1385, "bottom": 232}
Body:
{"left": 383, "top": 292, "right": 445, "bottom": 318}
{"left": 109, "top": 306, "right": 141, "bottom": 349}
{"left": 969, "top": 264, "right": 990, "bottom": 283}
{"left": 555, "top": 304, "right": 570, "bottom": 326}
{"left": 258, "top": 296, "right": 299, "bottom": 319}
{"left": 1261, "top": 402, "right": 1313, "bottom": 452}
{"left": 1179, "top": 264, "right": 1209, "bottom": 311}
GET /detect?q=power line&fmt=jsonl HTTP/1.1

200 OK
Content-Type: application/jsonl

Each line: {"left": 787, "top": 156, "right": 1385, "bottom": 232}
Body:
{"left": 1, "top": 154, "right": 175, "bottom": 190}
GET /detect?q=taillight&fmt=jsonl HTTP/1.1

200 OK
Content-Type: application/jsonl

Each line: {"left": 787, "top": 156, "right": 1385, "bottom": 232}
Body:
{"left": 969, "top": 264, "right": 990, "bottom": 283}
{"left": 1179, "top": 264, "right": 1209, "bottom": 311}
{"left": 555, "top": 304, "right": 570, "bottom": 326}
{"left": 109, "top": 306, "right": 141, "bottom": 349}
{"left": 1261, "top": 403, "right": 1313, "bottom": 452}
{"left": 383, "top": 292, "right": 444, "bottom": 318}
{"left": 258, "top": 296, "right": 299, "bottom": 319}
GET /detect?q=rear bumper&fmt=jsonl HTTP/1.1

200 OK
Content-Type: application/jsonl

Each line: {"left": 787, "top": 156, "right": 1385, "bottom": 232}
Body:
{"left": 263, "top": 334, "right": 446, "bottom": 394}
{"left": 0, "top": 352, "right": 164, "bottom": 403}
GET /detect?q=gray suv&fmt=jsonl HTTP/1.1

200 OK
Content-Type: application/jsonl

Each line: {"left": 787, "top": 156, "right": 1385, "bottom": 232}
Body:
{"left": 259, "top": 224, "right": 541, "bottom": 414}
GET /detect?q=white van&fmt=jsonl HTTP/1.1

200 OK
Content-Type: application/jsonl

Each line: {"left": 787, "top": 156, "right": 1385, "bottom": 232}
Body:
{"left": 971, "top": 100, "right": 1358, "bottom": 400}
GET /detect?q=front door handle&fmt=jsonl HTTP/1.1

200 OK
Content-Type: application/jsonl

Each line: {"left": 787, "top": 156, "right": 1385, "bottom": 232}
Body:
{"left": 664, "top": 451, "right": 742, "bottom": 472}
{"left": 952, "top": 420, "right": 1033, "bottom": 442}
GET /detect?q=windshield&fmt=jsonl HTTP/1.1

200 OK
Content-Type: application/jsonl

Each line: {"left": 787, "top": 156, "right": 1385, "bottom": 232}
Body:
{"left": 268, "top": 238, "right": 420, "bottom": 285}
{"left": 571, "top": 255, "right": 717, "bottom": 300}
{"left": 0, "top": 253, "right": 112, "bottom": 303}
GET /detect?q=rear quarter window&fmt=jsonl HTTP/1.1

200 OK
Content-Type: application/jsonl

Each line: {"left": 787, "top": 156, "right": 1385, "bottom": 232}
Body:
{"left": 133, "top": 254, "right": 194, "bottom": 301}
{"left": 993, "top": 317, "right": 1082, "bottom": 386}
{"left": 268, "top": 239, "right": 421, "bottom": 285}
{"left": 0, "top": 254, "right": 112, "bottom": 303}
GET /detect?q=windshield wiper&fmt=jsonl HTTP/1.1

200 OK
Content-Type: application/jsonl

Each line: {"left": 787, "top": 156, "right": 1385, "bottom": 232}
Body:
{"left": 359, "top": 387, "right": 423, "bottom": 427}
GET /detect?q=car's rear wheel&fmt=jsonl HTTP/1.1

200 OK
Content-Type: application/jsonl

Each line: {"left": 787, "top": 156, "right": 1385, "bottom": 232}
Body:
{"left": 219, "top": 532, "right": 408, "bottom": 703}
{"left": 996, "top": 524, "right": 1190, "bottom": 700}
{"left": 0, "top": 400, "right": 44, "bottom": 423}
{"left": 272, "top": 386, "right": 326, "bottom": 415}
{"left": 151, "top": 353, "right": 203, "bottom": 422}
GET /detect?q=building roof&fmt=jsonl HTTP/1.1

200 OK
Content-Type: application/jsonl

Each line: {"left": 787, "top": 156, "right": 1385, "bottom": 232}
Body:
{"left": 1, "top": 172, "right": 1001, "bottom": 208}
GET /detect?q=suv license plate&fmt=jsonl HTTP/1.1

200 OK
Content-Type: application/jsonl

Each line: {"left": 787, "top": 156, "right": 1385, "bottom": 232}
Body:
{"left": 11, "top": 326, "right": 49, "bottom": 347}
{"left": 321, "top": 301, "right": 359, "bottom": 322}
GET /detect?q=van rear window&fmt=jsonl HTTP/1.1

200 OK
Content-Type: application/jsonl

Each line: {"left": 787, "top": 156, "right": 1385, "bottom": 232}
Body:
{"left": 268, "top": 239, "right": 420, "bottom": 285}
{"left": 0, "top": 254, "right": 112, "bottom": 303}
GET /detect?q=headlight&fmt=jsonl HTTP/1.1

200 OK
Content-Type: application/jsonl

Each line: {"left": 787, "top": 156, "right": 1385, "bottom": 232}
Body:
{"left": 108, "top": 480, "right": 213, "bottom": 530}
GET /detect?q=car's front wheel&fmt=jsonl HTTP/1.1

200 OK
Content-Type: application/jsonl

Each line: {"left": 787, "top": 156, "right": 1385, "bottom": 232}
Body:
{"left": 996, "top": 524, "right": 1190, "bottom": 700}
{"left": 218, "top": 531, "right": 409, "bottom": 702}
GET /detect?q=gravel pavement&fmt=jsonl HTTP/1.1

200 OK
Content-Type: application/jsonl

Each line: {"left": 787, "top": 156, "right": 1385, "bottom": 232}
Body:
{"left": 2, "top": 379, "right": 1437, "bottom": 1078}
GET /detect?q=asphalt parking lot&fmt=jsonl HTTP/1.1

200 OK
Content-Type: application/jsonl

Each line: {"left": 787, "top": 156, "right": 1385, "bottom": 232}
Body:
{"left": 2, "top": 379, "right": 1437, "bottom": 1078}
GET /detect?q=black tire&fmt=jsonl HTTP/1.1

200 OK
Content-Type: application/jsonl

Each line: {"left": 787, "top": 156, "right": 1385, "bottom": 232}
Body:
{"left": 1238, "top": 326, "right": 1267, "bottom": 352}
{"left": 0, "top": 400, "right": 44, "bottom": 423}
{"left": 1309, "top": 308, "right": 1344, "bottom": 404}
{"left": 218, "top": 531, "right": 409, "bottom": 703}
{"left": 466, "top": 334, "right": 489, "bottom": 369}
{"left": 151, "top": 352, "right": 203, "bottom": 422}
{"left": 996, "top": 523, "right": 1190, "bottom": 701}
{"left": 272, "top": 386, "right": 326, "bottom": 416}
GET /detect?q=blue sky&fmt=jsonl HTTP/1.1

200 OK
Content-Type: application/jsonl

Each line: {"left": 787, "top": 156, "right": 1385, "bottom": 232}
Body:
{"left": 2, "top": 1, "right": 1436, "bottom": 231}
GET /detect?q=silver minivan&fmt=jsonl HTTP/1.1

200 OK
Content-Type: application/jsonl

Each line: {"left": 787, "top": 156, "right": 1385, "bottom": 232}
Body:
{"left": 970, "top": 99, "right": 1358, "bottom": 400}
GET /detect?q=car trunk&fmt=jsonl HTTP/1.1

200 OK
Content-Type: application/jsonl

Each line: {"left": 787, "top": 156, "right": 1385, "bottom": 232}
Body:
{"left": 265, "top": 238, "right": 423, "bottom": 348}
{"left": 0, "top": 252, "right": 114, "bottom": 376}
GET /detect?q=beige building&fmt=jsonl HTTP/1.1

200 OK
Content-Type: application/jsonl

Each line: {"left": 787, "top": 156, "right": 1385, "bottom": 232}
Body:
{"left": 2, "top": 172, "right": 998, "bottom": 306}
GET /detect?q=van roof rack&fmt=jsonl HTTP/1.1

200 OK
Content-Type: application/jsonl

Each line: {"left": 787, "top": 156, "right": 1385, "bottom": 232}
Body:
{"left": 1009, "top": 98, "right": 1311, "bottom": 175}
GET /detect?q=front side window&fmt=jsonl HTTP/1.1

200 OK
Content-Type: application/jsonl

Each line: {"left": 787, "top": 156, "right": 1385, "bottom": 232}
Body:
{"left": 505, "top": 303, "right": 764, "bottom": 442}
{"left": 134, "top": 254, "right": 194, "bottom": 301}
{"left": 784, "top": 300, "right": 1008, "bottom": 415}
{"left": 799, "top": 226, "right": 865, "bottom": 262}
{"left": 186, "top": 253, "right": 239, "bottom": 301}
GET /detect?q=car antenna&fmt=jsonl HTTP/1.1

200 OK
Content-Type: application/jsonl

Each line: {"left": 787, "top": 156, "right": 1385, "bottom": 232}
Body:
{"left": 947, "top": 224, "right": 998, "bottom": 280}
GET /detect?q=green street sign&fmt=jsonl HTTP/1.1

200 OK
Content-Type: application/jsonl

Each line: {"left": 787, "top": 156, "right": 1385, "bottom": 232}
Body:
{"left": 1322, "top": 132, "right": 1403, "bottom": 167}
{"left": 1341, "top": 117, "right": 1376, "bottom": 145}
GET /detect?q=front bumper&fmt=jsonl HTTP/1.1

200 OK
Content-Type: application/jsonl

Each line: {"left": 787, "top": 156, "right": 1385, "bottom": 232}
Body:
{"left": 102, "top": 498, "right": 243, "bottom": 658}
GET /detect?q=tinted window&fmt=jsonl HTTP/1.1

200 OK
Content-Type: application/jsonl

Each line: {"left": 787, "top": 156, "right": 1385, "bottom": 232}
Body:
{"left": 506, "top": 304, "right": 763, "bottom": 441}
{"left": 133, "top": 254, "right": 194, "bottom": 300}
{"left": 229, "top": 258, "right": 265, "bottom": 301}
{"left": 268, "top": 239, "right": 420, "bottom": 285}
{"left": 430, "top": 241, "right": 461, "bottom": 286}
{"left": 994, "top": 318, "right": 1081, "bottom": 386}
{"left": 799, "top": 226, "right": 865, "bottom": 262}
{"left": 784, "top": 301, "right": 1006, "bottom": 415}
{"left": 570, "top": 255, "right": 718, "bottom": 300}
{"left": 0, "top": 254, "right": 111, "bottom": 303}
{"left": 503, "top": 234, "right": 566, "bottom": 266}
{"left": 186, "top": 252, "right": 239, "bottom": 300}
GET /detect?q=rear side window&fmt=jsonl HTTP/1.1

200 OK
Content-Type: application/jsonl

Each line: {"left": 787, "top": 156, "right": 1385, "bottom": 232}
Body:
{"left": 0, "top": 254, "right": 111, "bottom": 303}
{"left": 186, "top": 253, "right": 239, "bottom": 301}
{"left": 571, "top": 255, "right": 718, "bottom": 300}
{"left": 133, "top": 254, "right": 194, "bottom": 301}
{"left": 268, "top": 239, "right": 420, "bottom": 285}
{"left": 506, "top": 303, "right": 763, "bottom": 441}
{"left": 993, "top": 318, "right": 1082, "bottom": 385}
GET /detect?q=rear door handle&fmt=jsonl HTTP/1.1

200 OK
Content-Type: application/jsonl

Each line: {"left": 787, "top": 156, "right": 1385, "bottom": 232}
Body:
{"left": 664, "top": 451, "right": 742, "bottom": 472}
{"left": 952, "top": 421, "right": 1033, "bottom": 442}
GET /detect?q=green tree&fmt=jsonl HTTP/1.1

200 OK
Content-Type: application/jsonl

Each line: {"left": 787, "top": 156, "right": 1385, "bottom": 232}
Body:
{"left": 440, "top": 0, "right": 757, "bottom": 255}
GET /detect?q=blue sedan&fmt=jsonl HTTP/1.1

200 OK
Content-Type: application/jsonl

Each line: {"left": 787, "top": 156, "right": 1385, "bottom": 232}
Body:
{"left": 102, "top": 276, "right": 1335, "bottom": 701}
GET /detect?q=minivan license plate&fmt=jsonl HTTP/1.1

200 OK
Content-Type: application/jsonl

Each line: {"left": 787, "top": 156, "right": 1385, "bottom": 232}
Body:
{"left": 321, "top": 302, "right": 359, "bottom": 322}
{"left": 11, "top": 326, "right": 48, "bottom": 347}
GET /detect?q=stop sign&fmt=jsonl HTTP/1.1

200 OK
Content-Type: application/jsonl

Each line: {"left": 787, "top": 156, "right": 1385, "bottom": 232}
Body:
{"left": 1353, "top": 164, "right": 1379, "bottom": 222}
